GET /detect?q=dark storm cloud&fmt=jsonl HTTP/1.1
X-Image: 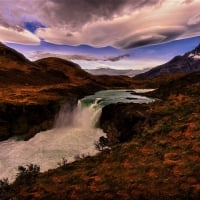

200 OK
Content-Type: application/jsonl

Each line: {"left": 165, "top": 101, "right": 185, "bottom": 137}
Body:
{"left": 115, "top": 26, "right": 185, "bottom": 49}
{"left": 42, "top": 0, "right": 162, "bottom": 27}
{"left": 35, "top": 0, "right": 200, "bottom": 49}
{"left": 0, "top": 0, "right": 163, "bottom": 28}
{"left": 121, "top": 37, "right": 165, "bottom": 49}
{"left": 0, "top": 0, "right": 163, "bottom": 35}
{"left": 1, "top": 0, "right": 200, "bottom": 48}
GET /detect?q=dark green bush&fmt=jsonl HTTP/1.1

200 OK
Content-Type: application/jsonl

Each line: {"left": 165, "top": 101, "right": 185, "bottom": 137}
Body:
{"left": 95, "top": 136, "right": 109, "bottom": 152}
{"left": 15, "top": 163, "right": 40, "bottom": 185}
{"left": 0, "top": 178, "right": 13, "bottom": 200}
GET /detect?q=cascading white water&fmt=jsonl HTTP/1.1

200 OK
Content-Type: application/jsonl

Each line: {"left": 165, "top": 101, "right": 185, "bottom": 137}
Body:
{"left": 0, "top": 89, "right": 155, "bottom": 182}
{"left": 0, "top": 100, "right": 105, "bottom": 182}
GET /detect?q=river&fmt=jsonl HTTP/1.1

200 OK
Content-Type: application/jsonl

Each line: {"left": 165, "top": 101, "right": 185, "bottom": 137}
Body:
{"left": 0, "top": 89, "right": 154, "bottom": 182}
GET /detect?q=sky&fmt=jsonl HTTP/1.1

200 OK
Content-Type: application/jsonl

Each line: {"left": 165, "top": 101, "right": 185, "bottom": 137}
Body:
{"left": 1, "top": 0, "right": 200, "bottom": 70}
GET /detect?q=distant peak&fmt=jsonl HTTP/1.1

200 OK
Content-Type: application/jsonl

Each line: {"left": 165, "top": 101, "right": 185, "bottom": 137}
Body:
{"left": 186, "top": 43, "right": 200, "bottom": 60}
{"left": 193, "top": 43, "right": 200, "bottom": 52}
{"left": 189, "top": 43, "right": 200, "bottom": 54}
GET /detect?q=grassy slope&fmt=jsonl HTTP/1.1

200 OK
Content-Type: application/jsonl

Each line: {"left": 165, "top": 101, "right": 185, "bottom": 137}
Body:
{"left": 3, "top": 72, "right": 199, "bottom": 200}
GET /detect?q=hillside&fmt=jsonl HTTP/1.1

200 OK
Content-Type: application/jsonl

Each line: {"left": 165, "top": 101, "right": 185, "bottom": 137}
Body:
{"left": 136, "top": 44, "right": 200, "bottom": 78}
{"left": 1, "top": 70, "right": 199, "bottom": 199}
{"left": 0, "top": 43, "right": 145, "bottom": 105}
{"left": 0, "top": 43, "right": 91, "bottom": 104}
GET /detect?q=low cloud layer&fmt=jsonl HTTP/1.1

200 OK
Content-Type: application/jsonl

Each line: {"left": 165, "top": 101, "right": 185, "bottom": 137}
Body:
{"left": 0, "top": 0, "right": 200, "bottom": 49}
{"left": 30, "top": 52, "right": 130, "bottom": 62}
{"left": 29, "top": 51, "right": 162, "bottom": 70}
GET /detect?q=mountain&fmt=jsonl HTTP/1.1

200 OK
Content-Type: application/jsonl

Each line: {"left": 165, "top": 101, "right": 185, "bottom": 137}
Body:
{"left": 136, "top": 43, "right": 200, "bottom": 78}
{"left": 85, "top": 68, "right": 149, "bottom": 77}
{"left": 0, "top": 42, "right": 89, "bottom": 88}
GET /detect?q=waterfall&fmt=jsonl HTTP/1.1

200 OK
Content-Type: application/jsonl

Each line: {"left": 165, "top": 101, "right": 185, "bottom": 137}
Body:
{"left": 0, "top": 99, "right": 105, "bottom": 182}
{"left": 55, "top": 99, "right": 102, "bottom": 128}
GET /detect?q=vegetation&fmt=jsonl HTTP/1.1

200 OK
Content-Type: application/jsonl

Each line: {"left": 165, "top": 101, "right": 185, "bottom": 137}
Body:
{"left": 57, "top": 157, "right": 68, "bottom": 168}
{"left": 0, "top": 164, "right": 40, "bottom": 200}
{"left": 14, "top": 164, "right": 40, "bottom": 185}
{"left": 0, "top": 178, "right": 13, "bottom": 200}
{"left": 95, "top": 136, "right": 109, "bottom": 152}
{"left": 1, "top": 72, "right": 200, "bottom": 199}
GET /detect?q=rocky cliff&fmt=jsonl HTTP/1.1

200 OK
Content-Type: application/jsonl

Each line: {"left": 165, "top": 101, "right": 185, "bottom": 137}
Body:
{"left": 99, "top": 103, "right": 148, "bottom": 146}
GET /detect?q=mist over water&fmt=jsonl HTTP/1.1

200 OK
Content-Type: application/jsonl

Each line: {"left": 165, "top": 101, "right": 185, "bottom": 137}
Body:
{"left": 0, "top": 89, "right": 154, "bottom": 182}
{"left": 0, "top": 102, "right": 105, "bottom": 182}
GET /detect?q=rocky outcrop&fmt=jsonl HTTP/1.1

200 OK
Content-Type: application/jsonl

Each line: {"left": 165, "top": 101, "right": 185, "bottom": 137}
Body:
{"left": 0, "top": 102, "right": 58, "bottom": 141}
{"left": 99, "top": 103, "right": 149, "bottom": 146}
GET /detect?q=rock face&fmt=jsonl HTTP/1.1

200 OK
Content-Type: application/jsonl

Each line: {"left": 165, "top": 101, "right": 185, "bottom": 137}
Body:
{"left": 136, "top": 43, "right": 200, "bottom": 78}
{"left": 0, "top": 102, "right": 59, "bottom": 141}
{"left": 99, "top": 103, "right": 148, "bottom": 146}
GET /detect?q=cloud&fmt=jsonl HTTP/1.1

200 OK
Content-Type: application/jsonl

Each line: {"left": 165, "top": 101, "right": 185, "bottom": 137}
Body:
{"left": 105, "top": 54, "right": 130, "bottom": 61}
{"left": 188, "top": 14, "right": 200, "bottom": 25}
{"left": 0, "top": 0, "right": 162, "bottom": 45}
{"left": 39, "top": 0, "right": 162, "bottom": 28}
{"left": 0, "top": 0, "right": 162, "bottom": 28}
{"left": 35, "top": 0, "right": 200, "bottom": 49}
{"left": 183, "top": 0, "right": 194, "bottom": 4}
{"left": 114, "top": 26, "right": 186, "bottom": 49}
{"left": 0, "top": 0, "right": 200, "bottom": 48}
{"left": 0, "top": 26, "right": 40, "bottom": 45}
{"left": 76, "top": 58, "right": 163, "bottom": 70}
{"left": 29, "top": 52, "right": 95, "bottom": 61}
{"left": 29, "top": 51, "right": 130, "bottom": 62}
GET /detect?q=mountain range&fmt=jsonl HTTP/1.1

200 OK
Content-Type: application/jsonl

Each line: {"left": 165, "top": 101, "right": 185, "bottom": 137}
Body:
{"left": 85, "top": 68, "right": 149, "bottom": 77}
{"left": 136, "top": 43, "right": 200, "bottom": 78}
